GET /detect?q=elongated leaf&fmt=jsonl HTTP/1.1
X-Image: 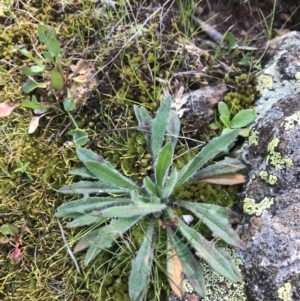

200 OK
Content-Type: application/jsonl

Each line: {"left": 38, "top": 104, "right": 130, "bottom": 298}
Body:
{"left": 84, "top": 161, "right": 139, "bottom": 190}
{"left": 59, "top": 181, "right": 124, "bottom": 195}
{"left": 134, "top": 105, "right": 152, "bottom": 145}
{"left": 162, "top": 167, "right": 178, "bottom": 199}
{"left": 129, "top": 220, "right": 157, "bottom": 301}
{"left": 189, "top": 157, "right": 247, "bottom": 183}
{"left": 101, "top": 203, "right": 166, "bottom": 218}
{"left": 178, "top": 201, "right": 246, "bottom": 250}
{"left": 168, "top": 229, "right": 205, "bottom": 298}
{"left": 66, "top": 214, "right": 105, "bottom": 228}
{"left": 143, "top": 176, "right": 157, "bottom": 196}
{"left": 74, "top": 229, "right": 99, "bottom": 252}
{"left": 38, "top": 24, "right": 56, "bottom": 43}
{"left": 154, "top": 142, "right": 173, "bottom": 188}
{"left": 69, "top": 167, "right": 95, "bottom": 178}
{"left": 230, "top": 109, "right": 256, "bottom": 128}
{"left": 166, "top": 109, "right": 181, "bottom": 151}
{"left": 76, "top": 147, "right": 103, "bottom": 163}
{"left": 167, "top": 240, "right": 184, "bottom": 298}
{"left": 177, "top": 129, "right": 239, "bottom": 185}
{"left": 130, "top": 190, "right": 148, "bottom": 204}
{"left": 178, "top": 220, "right": 243, "bottom": 282}
{"left": 55, "top": 197, "right": 132, "bottom": 218}
{"left": 84, "top": 216, "right": 141, "bottom": 265}
{"left": 151, "top": 96, "right": 172, "bottom": 160}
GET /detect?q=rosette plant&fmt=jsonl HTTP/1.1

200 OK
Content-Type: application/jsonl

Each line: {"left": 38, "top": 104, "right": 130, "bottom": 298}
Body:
{"left": 55, "top": 96, "right": 247, "bottom": 300}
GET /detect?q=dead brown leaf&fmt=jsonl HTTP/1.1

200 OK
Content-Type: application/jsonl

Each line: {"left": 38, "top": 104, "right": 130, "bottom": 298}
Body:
{"left": 0, "top": 101, "right": 19, "bottom": 118}
{"left": 199, "top": 173, "right": 246, "bottom": 185}
{"left": 167, "top": 244, "right": 184, "bottom": 298}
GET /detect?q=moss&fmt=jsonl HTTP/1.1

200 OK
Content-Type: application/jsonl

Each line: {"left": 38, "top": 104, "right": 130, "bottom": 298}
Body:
{"left": 266, "top": 138, "right": 293, "bottom": 169}
{"left": 243, "top": 197, "right": 274, "bottom": 216}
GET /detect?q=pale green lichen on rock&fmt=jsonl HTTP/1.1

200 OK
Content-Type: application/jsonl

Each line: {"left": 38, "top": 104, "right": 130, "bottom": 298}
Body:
{"left": 259, "top": 170, "right": 277, "bottom": 185}
{"left": 243, "top": 197, "right": 274, "bottom": 216}
{"left": 266, "top": 138, "right": 293, "bottom": 169}
{"left": 278, "top": 282, "right": 292, "bottom": 301}
{"left": 248, "top": 129, "right": 259, "bottom": 146}
{"left": 284, "top": 111, "right": 300, "bottom": 130}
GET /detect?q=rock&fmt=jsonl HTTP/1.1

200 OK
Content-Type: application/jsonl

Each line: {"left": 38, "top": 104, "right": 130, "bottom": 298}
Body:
{"left": 238, "top": 92, "right": 300, "bottom": 300}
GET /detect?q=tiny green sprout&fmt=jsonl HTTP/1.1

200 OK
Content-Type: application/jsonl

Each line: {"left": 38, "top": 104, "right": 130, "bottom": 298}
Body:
{"left": 217, "top": 101, "right": 256, "bottom": 137}
{"left": 56, "top": 96, "right": 247, "bottom": 300}
{"left": 13, "top": 157, "right": 33, "bottom": 180}
{"left": 20, "top": 25, "right": 89, "bottom": 145}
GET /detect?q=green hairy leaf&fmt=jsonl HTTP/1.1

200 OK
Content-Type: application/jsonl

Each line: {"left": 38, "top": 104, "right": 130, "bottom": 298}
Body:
{"left": 50, "top": 70, "right": 64, "bottom": 90}
{"left": 59, "top": 180, "right": 125, "bottom": 195}
{"left": 179, "top": 202, "right": 246, "bottom": 249}
{"left": 189, "top": 157, "right": 247, "bottom": 182}
{"left": 129, "top": 221, "right": 157, "bottom": 301}
{"left": 143, "top": 176, "right": 156, "bottom": 196}
{"left": 68, "top": 167, "right": 95, "bottom": 178}
{"left": 167, "top": 229, "right": 205, "bottom": 298}
{"left": 166, "top": 109, "right": 181, "bottom": 150}
{"left": 133, "top": 105, "right": 152, "bottom": 145}
{"left": 55, "top": 197, "right": 132, "bottom": 218}
{"left": 155, "top": 142, "right": 173, "bottom": 188}
{"left": 84, "top": 216, "right": 141, "bottom": 265}
{"left": 84, "top": 161, "right": 139, "bottom": 191}
{"left": 162, "top": 167, "right": 178, "bottom": 199}
{"left": 151, "top": 96, "right": 172, "bottom": 160}
{"left": 66, "top": 214, "right": 105, "bottom": 228}
{"left": 101, "top": 203, "right": 166, "bottom": 218}
{"left": 22, "top": 78, "right": 47, "bottom": 93}
{"left": 177, "top": 129, "right": 239, "bottom": 185}
{"left": 76, "top": 147, "right": 103, "bottom": 163}
{"left": 178, "top": 219, "right": 243, "bottom": 282}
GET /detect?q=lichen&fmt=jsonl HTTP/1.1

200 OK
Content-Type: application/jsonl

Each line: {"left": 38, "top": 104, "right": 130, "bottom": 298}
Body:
{"left": 284, "top": 111, "right": 300, "bottom": 130}
{"left": 243, "top": 197, "right": 274, "bottom": 216}
{"left": 259, "top": 170, "right": 277, "bottom": 185}
{"left": 278, "top": 282, "right": 292, "bottom": 301}
{"left": 266, "top": 138, "right": 293, "bottom": 169}
{"left": 248, "top": 129, "right": 259, "bottom": 146}
{"left": 187, "top": 241, "right": 246, "bottom": 301}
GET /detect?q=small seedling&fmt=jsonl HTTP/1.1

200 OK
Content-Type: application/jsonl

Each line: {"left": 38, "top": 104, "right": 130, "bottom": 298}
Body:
{"left": 19, "top": 25, "right": 96, "bottom": 145}
{"left": 211, "top": 101, "right": 256, "bottom": 137}
{"left": 0, "top": 223, "right": 27, "bottom": 264}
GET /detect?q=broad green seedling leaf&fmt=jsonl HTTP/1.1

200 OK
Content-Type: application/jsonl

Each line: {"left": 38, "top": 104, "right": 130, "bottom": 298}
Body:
{"left": 20, "top": 65, "right": 45, "bottom": 75}
{"left": 69, "top": 129, "right": 88, "bottom": 146}
{"left": 47, "top": 37, "right": 61, "bottom": 57}
{"left": 50, "top": 70, "right": 64, "bottom": 91}
{"left": 218, "top": 101, "right": 230, "bottom": 117}
{"left": 129, "top": 221, "right": 156, "bottom": 301}
{"left": 22, "top": 78, "right": 47, "bottom": 93}
{"left": 230, "top": 109, "right": 256, "bottom": 128}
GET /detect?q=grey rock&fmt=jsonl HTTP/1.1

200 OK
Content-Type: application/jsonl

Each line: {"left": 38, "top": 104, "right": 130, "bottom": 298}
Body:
{"left": 238, "top": 93, "right": 300, "bottom": 301}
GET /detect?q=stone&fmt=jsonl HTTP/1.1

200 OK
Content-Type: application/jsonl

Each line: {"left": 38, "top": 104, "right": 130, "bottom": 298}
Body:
{"left": 238, "top": 92, "right": 300, "bottom": 301}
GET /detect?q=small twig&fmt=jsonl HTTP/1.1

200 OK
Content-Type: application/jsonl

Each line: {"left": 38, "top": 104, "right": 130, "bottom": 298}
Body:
{"left": 57, "top": 219, "right": 81, "bottom": 274}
